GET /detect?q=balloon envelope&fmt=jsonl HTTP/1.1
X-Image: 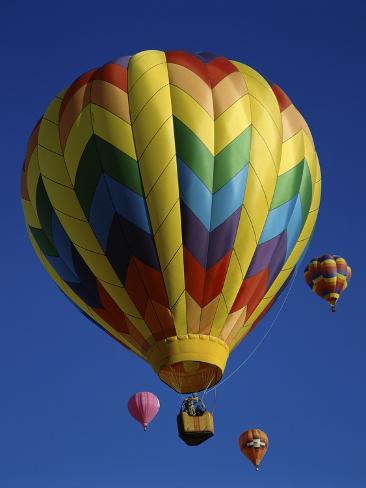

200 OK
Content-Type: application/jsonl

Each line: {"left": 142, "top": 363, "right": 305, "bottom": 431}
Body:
{"left": 21, "top": 50, "right": 321, "bottom": 393}
{"left": 128, "top": 392, "right": 160, "bottom": 430}
{"left": 239, "top": 428, "right": 268, "bottom": 470}
{"left": 304, "top": 254, "right": 351, "bottom": 310}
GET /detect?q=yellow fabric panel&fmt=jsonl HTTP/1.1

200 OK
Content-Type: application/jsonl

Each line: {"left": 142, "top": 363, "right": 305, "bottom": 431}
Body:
{"left": 56, "top": 89, "right": 67, "bottom": 99}
{"left": 42, "top": 176, "right": 86, "bottom": 219}
{"left": 219, "top": 306, "right": 246, "bottom": 341}
{"left": 38, "top": 146, "right": 72, "bottom": 187}
{"left": 74, "top": 245, "right": 121, "bottom": 285}
{"left": 145, "top": 158, "right": 179, "bottom": 232}
{"left": 91, "top": 103, "right": 136, "bottom": 159}
{"left": 171, "top": 292, "right": 188, "bottom": 336}
{"left": 89, "top": 311, "right": 147, "bottom": 359}
{"left": 303, "top": 133, "right": 318, "bottom": 185}
{"left": 297, "top": 210, "right": 319, "bottom": 246}
{"left": 153, "top": 200, "right": 182, "bottom": 270}
{"left": 186, "top": 293, "right": 201, "bottom": 334}
{"left": 310, "top": 178, "right": 321, "bottom": 212}
{"left": 278, "top": 131, "right": 305, "bottom": 175}
{"left": 38, "top": 118, "right": 62, "bottom": 155}
{"left": 200, "top": 296, "right": 221, "bottom": 335}
{"left": 226, "top": 307, "right": 248, "bottom": 345}
{"left": 162, "top": 245, "right": 185, "bottom": 309}
{"left": 257, "top": 269, "right": 291, "bottom": 311}
{"left": 90, "top": 80, "right": 130, "bottom": 123}
{"left": 249, "top": 127, "right": 278, "bottom": 205}
{"left": 232, "top": 61, "right": 281, "bottom": 131}
{"left": 214, "top": 94, "right": 251, "bottom": 155}
{"left": 222, "top": 250, "right": 244, "bottom": 309}
{"left": 98, "top": 280, "right": 144, "bottom": 319}
{"left": 128, "top": 50, "right": 165, "bottom": 88}
{"left": 241, "top": 165, "right": 269, "bottom": 242}
{"left": 282, "top": 105, "right": 314, "bottom": 145}
{"left": 169, "top": 84, "right": 214, "bottom": 152}
{"left": 230, "top": 297, "right": 272, "bottom": 350}
{"left": 129, "top": 62, "right": 170, "bottom": 122}
{"left": 22, "top": 199, "right": 41, "bottom": 228}
{"left": 138, "top": 119, "right": 175, "bottom": 195}
{"left": 126, "top": 315, "right": 155, "bottom": 344}
{"left": 248, "top": 95, "right": 282, "bottom": 170}
{"left": 168, "top": 63, "right": 214, "bottom": 118}
{"left": 55, "top": 210, "right": 101, "bottom": 252}
{"left": 128, "top": 55, "right": 186, "bottom": 323}
{"left": 232, "top": 207, "right": 258, "bottom": 286}
{"left": 43, "top": 97, "right": 62, "bottom": 124}
{"left": 131, "top": 85, "right": 173, "bottom": 157}
{"left": 212, "top": 72, "right": 248, "bottom": 118}
{"left": 285, "top": 237, "right": 311, "bottom": 270}
{"left": 26, "top": 149, "right": 41, "bottom": 214}
{"left": 63, "top": 107, "right": 93, "bottom": 184}
{"left": 209, "top": 295, "right": 229, "bottom": 337}
{"left": 59, "top": 86, "right": 90, "bottom": 151}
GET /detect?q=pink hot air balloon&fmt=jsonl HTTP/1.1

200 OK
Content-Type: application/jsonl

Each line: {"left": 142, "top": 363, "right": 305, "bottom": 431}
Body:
{"left": 128, "top": 392, "right": 160, "bottom": 431}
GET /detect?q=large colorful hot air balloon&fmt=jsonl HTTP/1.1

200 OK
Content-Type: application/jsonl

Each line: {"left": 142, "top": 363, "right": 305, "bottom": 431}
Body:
{"left": 304, "top": 254, "right": 351, "bottom": 311}
{"left": 239, "top": 428, "right": 268, "bottom": 471}
{"left": 128, "top": 392, "right": 160, "bottom": 430}
{"left": 21, "top": 50, "right": 321, "bottom": 394}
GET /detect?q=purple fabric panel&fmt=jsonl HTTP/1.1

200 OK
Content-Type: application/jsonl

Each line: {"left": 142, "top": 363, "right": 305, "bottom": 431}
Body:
{"left": 70, "top": 247, "right": 102, "bottom": 308}
{"left": 181, "top": 202, "right": 209, "bottom": 268}
{"left": 267, "top": 231, "right": 287, "bottom": 286}
{"left": 246, "top": 232, "right": 286, "bottom": 278}
{"left": 106, "top": 214, "right": 133, "bottom": 284}
{"left": 206, "top": 207, "right": 242, "bottom": 267}
{"left": 106, "top": 213, "right": 161, "bottom": 285}
{"left": 117, "top": 215, "right": 160, "bottom": 270}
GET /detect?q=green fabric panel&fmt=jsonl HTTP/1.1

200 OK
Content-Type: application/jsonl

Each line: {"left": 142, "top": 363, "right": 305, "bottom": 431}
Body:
{"left": 213, "top": 126, "right": 251, "bottom": 193}
{"left": 299, "top": 160, "right": 313, "bottom": 224}
{"left": 36, "top": 177, "right": 54, "bottom": 244}
{"left": 94, "top": 135, "right": 143, "bottom": 196}
{"left": 271, "top": 160, "right": 304, "bottom": 209}
{"left": 173, "top": 116, "right": 214, "bottom": 192}
{"left": 74, "top": 136, "right": 102, "bottom": 219}
{"left": 30, "top": 226, "right": 58, "bottom": 257}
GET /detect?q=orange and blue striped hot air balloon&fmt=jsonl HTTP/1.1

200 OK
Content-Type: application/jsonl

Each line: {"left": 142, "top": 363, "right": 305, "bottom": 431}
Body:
{"left": 304, "top": 254, "right": 351, "bottom": 311}
{"left": 21, "top": 50, "right": 321, "bottom": 394}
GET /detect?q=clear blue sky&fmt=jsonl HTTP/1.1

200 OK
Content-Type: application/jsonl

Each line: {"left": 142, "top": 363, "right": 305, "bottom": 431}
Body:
{"left": 1, "top": 1, "right": 365, "bottom": 486}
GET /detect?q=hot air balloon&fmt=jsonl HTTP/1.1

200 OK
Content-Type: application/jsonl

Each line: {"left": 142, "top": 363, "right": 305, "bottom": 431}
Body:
{"left": 239, "top": 429, "right": 268, "bottom": 471}
{"left": 128, "top": 391, "right": 160, "bottom": 430}
{"left": 304, "top": 254, "right": 351, "bottom": 311}
{"left": 21, "top": 50, "right": 321, "bottom": 395}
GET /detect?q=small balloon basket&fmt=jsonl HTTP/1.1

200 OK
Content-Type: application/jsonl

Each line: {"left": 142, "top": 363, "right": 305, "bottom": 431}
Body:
{"left": 177, "top": 411, "right": 214, "bottom": 446}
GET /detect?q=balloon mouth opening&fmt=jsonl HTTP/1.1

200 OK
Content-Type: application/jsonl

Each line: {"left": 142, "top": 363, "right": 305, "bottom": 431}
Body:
{"left": 147, "top": 334, "right": 229, "bottom": 393}
{"left": 159, "top": 361, "right": 222, "bottom": 393}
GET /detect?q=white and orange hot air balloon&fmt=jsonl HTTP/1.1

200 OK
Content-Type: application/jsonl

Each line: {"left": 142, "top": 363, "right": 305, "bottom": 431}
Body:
{"left": 239, "top": 429, "right": 268, "bottom": 471}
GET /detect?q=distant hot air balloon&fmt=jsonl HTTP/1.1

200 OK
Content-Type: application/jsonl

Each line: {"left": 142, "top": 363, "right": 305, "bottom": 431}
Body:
{"left": 21, "top": 49, "right": 321, "bottom": 394}
{"left": 239, "top": 429, "right": 268, "bottom": 471}
{"left": 304, "top": 254, "right": 351, "bottom": 311}
{"left": 128, "top": 392, "right": 160, "bottom": 431}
